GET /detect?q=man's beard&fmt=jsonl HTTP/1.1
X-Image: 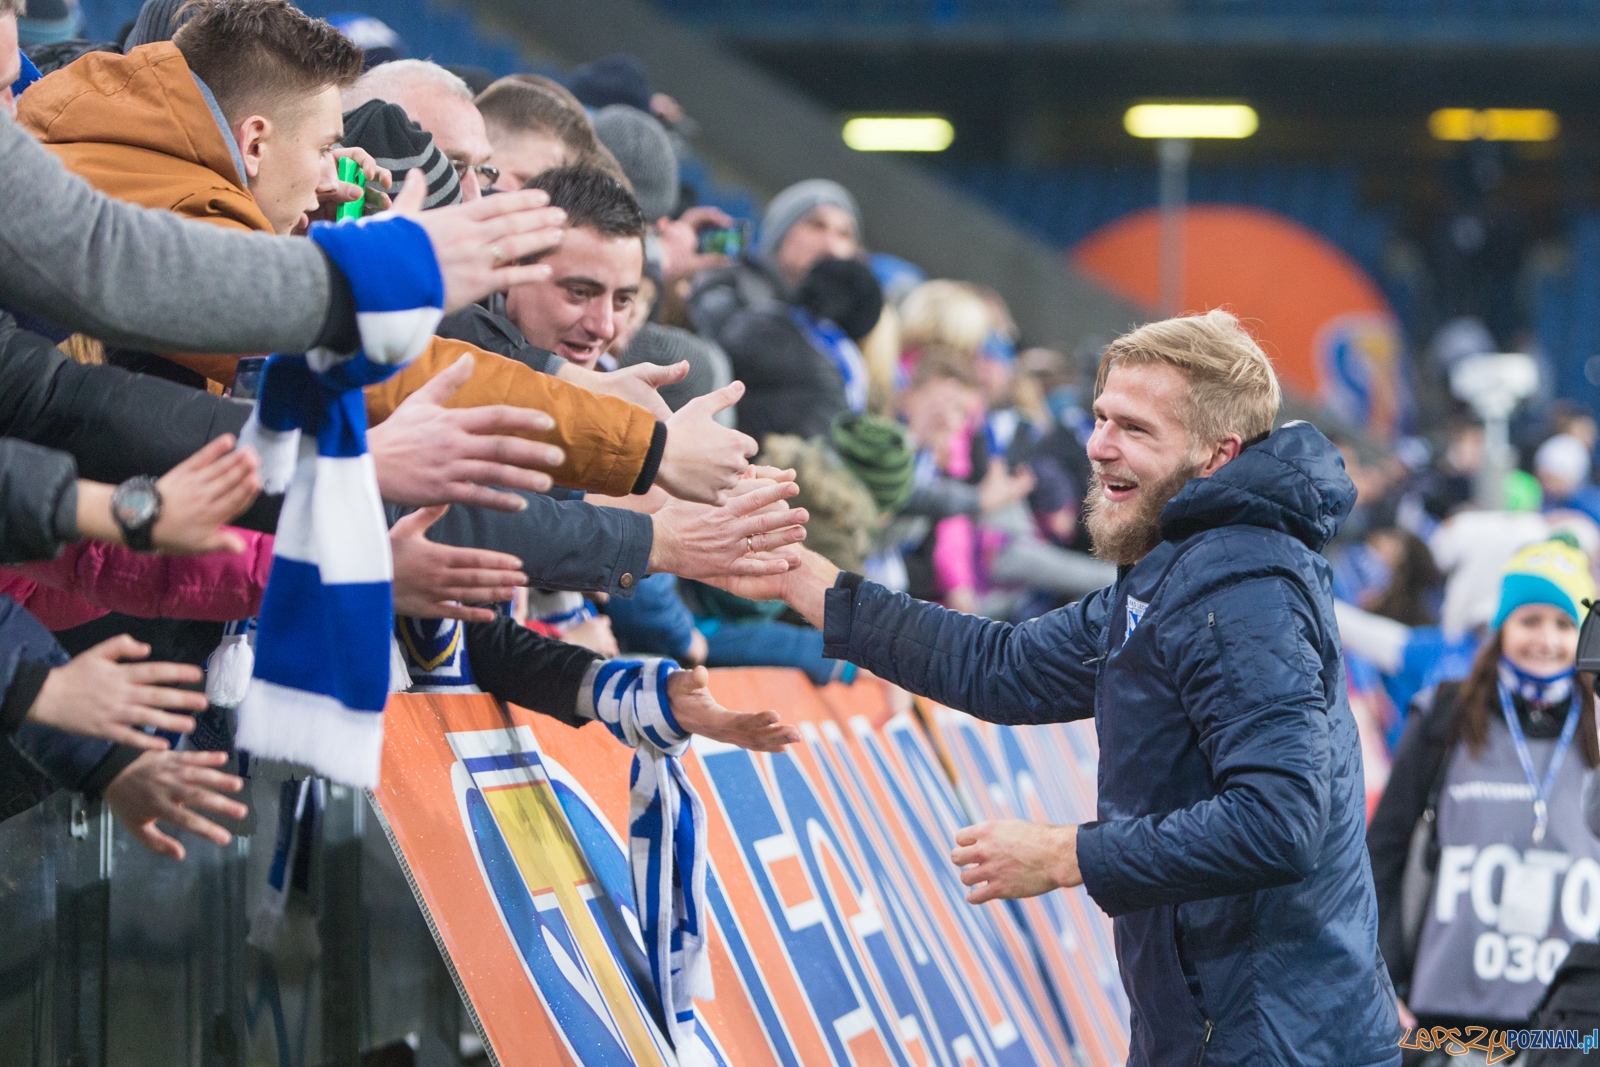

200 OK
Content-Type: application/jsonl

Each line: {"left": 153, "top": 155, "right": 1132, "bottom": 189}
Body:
{"left": 1084, "top": 461, "right": 1199, "bottom": 566}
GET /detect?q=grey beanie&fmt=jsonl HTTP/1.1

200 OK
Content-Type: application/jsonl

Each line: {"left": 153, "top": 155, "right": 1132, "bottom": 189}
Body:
{"left": 124, "top": 0, "right": 191, "bottom": 49}
{"left": 617, "top": 323, "right": 734, "bottom": 424}
{"left": 592, "top": 105, "right": 679, "bottom": 222}
{"left": 757, "top": 179, "right": 861, "bottom": 265}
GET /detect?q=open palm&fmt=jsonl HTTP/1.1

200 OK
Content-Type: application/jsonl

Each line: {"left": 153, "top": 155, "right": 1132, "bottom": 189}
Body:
{"left": 667, "top": 666, "right": 800, "bottom": 752}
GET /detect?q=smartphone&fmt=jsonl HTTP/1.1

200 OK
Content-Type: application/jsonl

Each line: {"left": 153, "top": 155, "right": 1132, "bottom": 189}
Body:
{"left": 231, "top": 356, "right": 267, "bottom": 401}
{"left": 335, "top": 156, "right": 366, "bottom": 222}
{"left": 697, "top": 220, "right": 751, "bottom": 257}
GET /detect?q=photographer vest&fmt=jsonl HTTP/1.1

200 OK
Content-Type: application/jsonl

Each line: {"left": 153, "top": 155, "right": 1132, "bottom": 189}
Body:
{"left": 1409, "top": 716, "right": 1600, "bottom": 1021}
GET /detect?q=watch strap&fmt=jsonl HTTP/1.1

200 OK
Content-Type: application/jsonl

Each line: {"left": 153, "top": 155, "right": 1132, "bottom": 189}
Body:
{"left": 112, "top": 475, "right": 161, "bottom": 552}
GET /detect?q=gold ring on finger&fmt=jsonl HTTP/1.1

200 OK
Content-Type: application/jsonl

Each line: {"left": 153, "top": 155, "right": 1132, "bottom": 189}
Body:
{"left": 490, "top": 243, "right": 505, "bottom": 266}
{"left": 746, "top": 536, "right": 755, "bottom": 554}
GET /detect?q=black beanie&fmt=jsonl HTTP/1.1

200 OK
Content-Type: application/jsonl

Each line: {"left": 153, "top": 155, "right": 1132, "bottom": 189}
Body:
{"left": 341, "top": 100, "right": 462, "bottom": 209}
{"left": 798, "top": 258, "right": 884, "bottom": 342}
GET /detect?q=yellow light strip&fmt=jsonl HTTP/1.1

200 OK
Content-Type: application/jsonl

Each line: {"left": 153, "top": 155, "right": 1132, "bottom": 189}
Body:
{"left": 1124, "top": 103, "right": 1259, "bottom": 140}
{"left": 1429, "top": 108, "right": 1559, "bottom": 142}
{"left": 842, "top": 116, "right": 955, "bottom": 152}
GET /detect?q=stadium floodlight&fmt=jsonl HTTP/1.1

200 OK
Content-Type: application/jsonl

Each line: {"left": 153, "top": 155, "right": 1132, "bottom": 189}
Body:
{"left": 1428, "top": 108, "right": 1559, "bottom": 142}
{"left": 842, "top": 116, "right": 955, "bottom": 152}
{"left": 1451, "top": 353, "right": 1540, "bottom": 508}
{"left": 1121, "top": 103, "right": 1256, "bottom": 314}
{"left": 1123, "top": 104, "right": 1258, "bottom": 140}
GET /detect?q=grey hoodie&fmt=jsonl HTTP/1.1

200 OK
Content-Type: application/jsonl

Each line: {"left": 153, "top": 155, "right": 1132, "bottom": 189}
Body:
{"left": 0, "top": 113, "right": 348, "bottom": 353}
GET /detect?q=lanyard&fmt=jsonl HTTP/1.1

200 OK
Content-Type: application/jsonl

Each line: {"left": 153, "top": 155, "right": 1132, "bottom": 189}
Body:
{"left": 1496, "top": 682, "right": 1582, "bottom": 844}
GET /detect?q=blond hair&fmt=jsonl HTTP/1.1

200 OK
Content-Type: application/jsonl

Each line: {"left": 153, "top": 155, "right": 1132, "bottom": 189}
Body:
{"left": 857, "top": 301, "right": 902, "bottom": 417}
{"left": 898, "top": 280, "right": 993, "bottom": 356}
{"left": 1096, "top": 309, "right": 1280, "bottom": 445}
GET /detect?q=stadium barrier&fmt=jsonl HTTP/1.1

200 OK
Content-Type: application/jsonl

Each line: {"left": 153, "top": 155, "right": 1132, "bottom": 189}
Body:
{"left": 373, "top": 668, "right": 1129, "bottom": 1067}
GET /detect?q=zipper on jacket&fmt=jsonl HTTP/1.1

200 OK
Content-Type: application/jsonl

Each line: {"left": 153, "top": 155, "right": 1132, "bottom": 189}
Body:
{"left": 1195, "top": 1019, "right": 1214, "bottom": 1067}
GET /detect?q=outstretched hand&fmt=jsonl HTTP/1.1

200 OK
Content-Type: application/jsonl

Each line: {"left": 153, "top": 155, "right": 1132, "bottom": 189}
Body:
{"left": 391, "top": 170, "right": 568, "bottom": 312}
{"left": 649, "top": 478, "right": 807, "bottom": 581}
{"left": 27, "top": 635, "right": 206, "bottom": 749}
{"left": 699, "top": 544, "right": 838, "bottom": 628}
{"left": 391, "top": 505, "right": 528, "bottom": 623}
{"left": 105, "top": 750, "right": 247, "bottom": 862}
{"left": 951, "top": 819, "right": 1081, "bottom": 905}
{"left": 558, "top": 359, "right": 684, "bottom": 421}
{"left": 668, "top": 666, "right": 800, "bottom": 752}
{"left": 369, "top": 353, "right": 565, "bottom": 512}
{"left": 151, "top": 435, "right": 261, "bottom": 555}
{"left": 657, "top": 382, "right": 759, "bottom": 504}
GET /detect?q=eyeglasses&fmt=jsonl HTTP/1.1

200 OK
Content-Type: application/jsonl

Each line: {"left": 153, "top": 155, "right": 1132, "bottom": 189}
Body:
{"left": 451, "top": 160, "right": 501, "bottom": 188}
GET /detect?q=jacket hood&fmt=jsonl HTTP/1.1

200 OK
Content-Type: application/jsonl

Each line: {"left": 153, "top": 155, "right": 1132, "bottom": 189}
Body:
{"left": 1160, "top": 420, "right": 1356, "bottom": 553}
{"left": 22, "top": 44, "right": 239, "bottom": 183}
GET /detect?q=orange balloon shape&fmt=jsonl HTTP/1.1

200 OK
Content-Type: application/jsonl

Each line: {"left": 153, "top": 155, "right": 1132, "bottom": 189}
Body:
{"left": 1072, "top": 205, "right": 1407, "bottom": 439}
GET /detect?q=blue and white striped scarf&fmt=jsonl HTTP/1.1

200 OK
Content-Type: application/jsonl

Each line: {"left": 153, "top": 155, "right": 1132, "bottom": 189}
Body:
{"left": 582, "top": 658, "right": 716, "bottom": 1065}
{"left": 234, "top": 216, "right": 443, "bottom": 788}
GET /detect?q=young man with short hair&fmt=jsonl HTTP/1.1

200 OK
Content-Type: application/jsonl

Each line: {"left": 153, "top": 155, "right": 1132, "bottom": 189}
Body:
{"left": 720, "top": 310, "right": 1403, "bottom": 1067}
{"left": 505, "top": 165, "right": 645, "bottom": 372}
{"left": 475, "top": 75, "right": 599, "bottom": 192}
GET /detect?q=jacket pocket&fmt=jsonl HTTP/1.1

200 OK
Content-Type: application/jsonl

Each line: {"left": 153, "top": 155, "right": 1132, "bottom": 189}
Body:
{"left": 1172, "top": 908, "right": 1217, "bottom": 1066}
{"left": 1206, "top": 610, "right": 1241, "bottom": 706}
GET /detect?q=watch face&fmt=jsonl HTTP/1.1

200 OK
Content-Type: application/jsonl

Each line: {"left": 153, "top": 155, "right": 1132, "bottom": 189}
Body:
{"left": 114, "top": 483, "right": 160, "bottom": 526}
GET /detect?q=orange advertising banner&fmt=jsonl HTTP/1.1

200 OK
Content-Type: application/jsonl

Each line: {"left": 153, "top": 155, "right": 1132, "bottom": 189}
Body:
{"left": 372, "top": 671, "right": 1128, "bottom": 1067}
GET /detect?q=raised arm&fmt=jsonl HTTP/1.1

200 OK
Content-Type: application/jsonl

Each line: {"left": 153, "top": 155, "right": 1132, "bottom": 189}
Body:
{"left": 710, "top": 547, "right": 1107, "bottom": 725}
{"left": 1, "top": 117, "right": 565, "bottom": 351}
{"left": 0, "top": 114, "right": 336, "bottom": 353}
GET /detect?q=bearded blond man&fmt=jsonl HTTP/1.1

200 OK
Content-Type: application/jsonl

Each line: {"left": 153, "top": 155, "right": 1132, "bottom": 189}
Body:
{"left": 716, "top": 310, "right": 1401, "bottom": 1067}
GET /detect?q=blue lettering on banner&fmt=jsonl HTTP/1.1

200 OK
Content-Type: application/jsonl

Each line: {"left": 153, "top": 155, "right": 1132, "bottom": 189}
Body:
{"left": 855, "top": 721, "right": 1063, "bottom": 1063}
{"left": 698, "top": 745, "right": 914, "bottom": 1067}
{"left": 882, "top": 724, "right": 1061, "bottom": 1052}
{"left": 815, "top": 721, "right": 1039, "bottom": 1067}
{"left": 541, "top": 760, "right": 735, "bottom": 1067}
{"left": 704, "top": 873, "right": 806, "bottom": 1067}
{"left": 994, "top": 728, "right": 1127, "bottom": 1020}
{"left": 461, "top": 782, "right": 636, "bottom": 1067}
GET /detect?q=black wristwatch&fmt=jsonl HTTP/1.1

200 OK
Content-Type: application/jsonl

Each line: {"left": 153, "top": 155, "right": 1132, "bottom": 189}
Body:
{"left": 111, "top": 475, "right": 163, "bottom": 552}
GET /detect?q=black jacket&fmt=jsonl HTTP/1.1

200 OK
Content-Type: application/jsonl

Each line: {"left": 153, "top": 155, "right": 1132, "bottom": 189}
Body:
{"left": 0, "top": 596, "right": 137, "bottom": 820}
{"left": 392, "top": 491, "right": 653, "bottom": 601}
{"left": 0, "top": 314, "right": 281, "bottom": 539}
{"left": 465, "top": 615, "right": 599, "bottom": 729}
{"left": 0, "top": 437, "right": 80, "bottom": 564}
{"left": 720, "top": 307, "right": 848, "bottom": 442}
{"left": 435, "top": 296, "right": 565, "bottom": 376}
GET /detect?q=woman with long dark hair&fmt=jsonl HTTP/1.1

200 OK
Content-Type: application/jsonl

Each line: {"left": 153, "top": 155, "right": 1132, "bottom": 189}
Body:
{"left": 1369, "top": 534, "right": 1600, "bottom": 1059}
